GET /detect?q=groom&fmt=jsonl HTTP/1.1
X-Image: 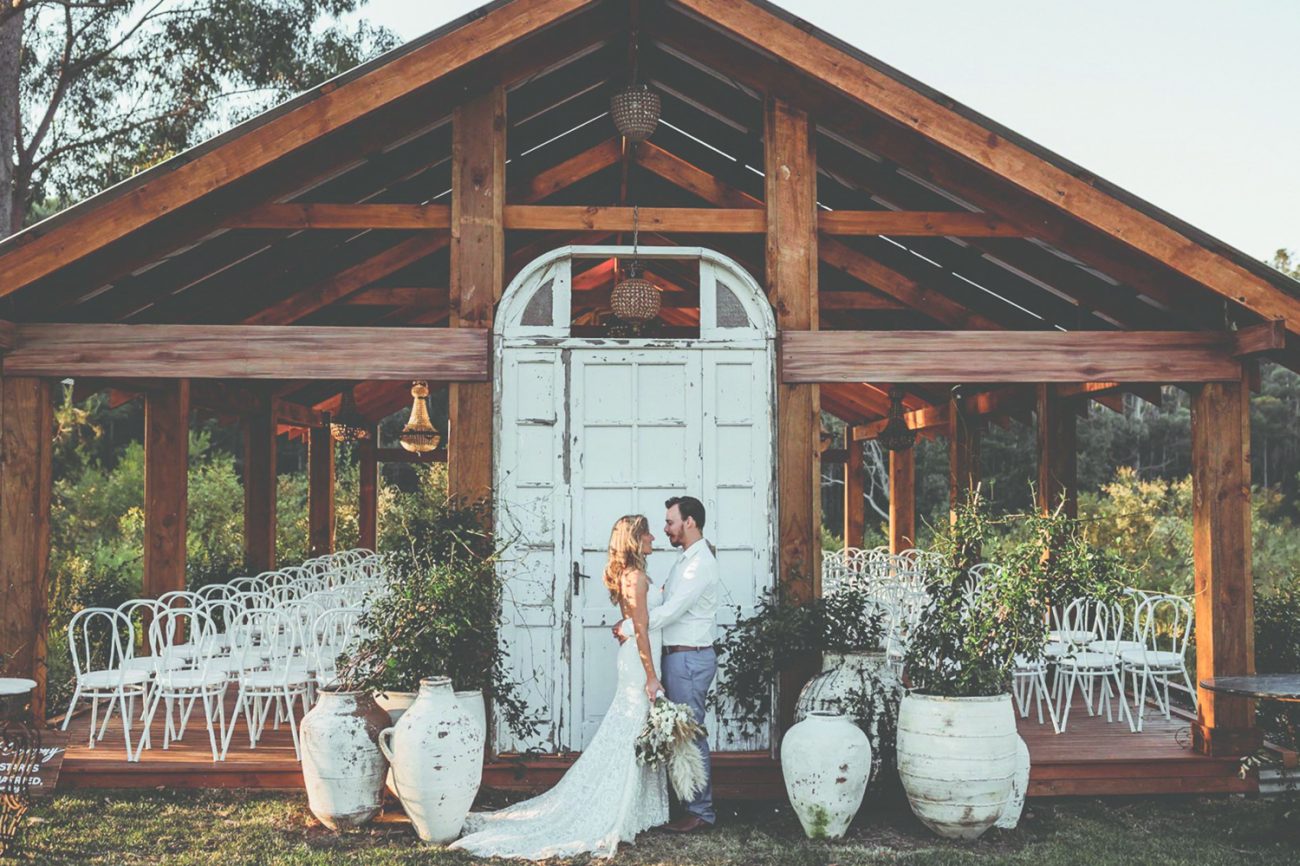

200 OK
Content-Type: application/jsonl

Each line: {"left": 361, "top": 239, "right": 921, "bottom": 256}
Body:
{"left": 618, "top": 495, "right": 719, "bottom": 832}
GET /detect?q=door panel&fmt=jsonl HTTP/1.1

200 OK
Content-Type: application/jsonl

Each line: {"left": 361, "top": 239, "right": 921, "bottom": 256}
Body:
{"left": 570, "top": 352, "right": 703, "bottom": 747}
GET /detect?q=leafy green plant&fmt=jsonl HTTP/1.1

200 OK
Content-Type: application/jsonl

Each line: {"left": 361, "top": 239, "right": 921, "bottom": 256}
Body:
{"left": 335, "top": 496, "right": 538, "bottom": 741}
{"left": 903, "top": 490, "right": 1048, "bottom": 697}
{"left": 713, "top": 578, "right": 886, "bottom": 738}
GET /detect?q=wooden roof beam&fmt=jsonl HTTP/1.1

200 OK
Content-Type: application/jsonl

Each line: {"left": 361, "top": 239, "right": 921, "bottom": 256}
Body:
{"left": 677, "top": 0, "right": 1300, "bottom": 330}
{"left": 787, "top": 331, "right": 1245, "bottom": 384}
{"left": 631, "top": 142, "right": 1003, "bottom": 330}
{"left": 0, "top": 0, "right": 603, "bottom": 298}
{"left": 4, "top": 323, "right": 490, "bottom": 380}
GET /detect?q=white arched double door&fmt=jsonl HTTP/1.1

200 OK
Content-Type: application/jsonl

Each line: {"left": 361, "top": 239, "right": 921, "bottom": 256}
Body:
{"left": 494, "top": 246, "right": 776, "bottom": 754}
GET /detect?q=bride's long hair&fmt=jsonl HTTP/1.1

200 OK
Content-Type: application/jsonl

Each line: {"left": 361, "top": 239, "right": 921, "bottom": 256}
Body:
{"left": 603, "top": 514, "right": 649, "bottom": 606}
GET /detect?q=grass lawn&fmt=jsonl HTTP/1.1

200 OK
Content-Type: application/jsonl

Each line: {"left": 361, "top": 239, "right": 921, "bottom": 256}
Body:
{"left": 11, "top": 788, "right": 1300, "bottom": 865}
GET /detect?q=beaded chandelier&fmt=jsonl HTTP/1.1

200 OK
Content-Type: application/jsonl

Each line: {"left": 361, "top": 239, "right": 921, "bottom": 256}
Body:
{"left": 399, "top": 381, "right": 442, "bottom": 453}
{"left": 327, "top": 387, "right": 368, "bottom": 444}
{"left": 610, "top": 206, "right": 661, "bottom": 327}
{"left": 610, "top": 30, "right": 660, "bottom": 143}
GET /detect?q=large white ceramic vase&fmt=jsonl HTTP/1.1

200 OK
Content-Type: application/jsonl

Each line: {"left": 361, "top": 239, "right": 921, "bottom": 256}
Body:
{"left": 794, "top": 650, "right": 898, "bottom": 782}
{"left": 378, "top": 676, "right": 484, "bottom": 844}
{"left": 895, "top": 692, "right": 1030, "bottom": 840}
{"left": 299, "top": 688, "right": 391, "bottom": 830}
{"left": 781, "top": 711, "right": 872, "bottom": 839}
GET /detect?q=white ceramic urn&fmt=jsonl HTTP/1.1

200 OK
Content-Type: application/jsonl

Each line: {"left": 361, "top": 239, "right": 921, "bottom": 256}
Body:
{"left": 794, "top": 650, "right": 898, "bottom": 783}
{"left": 455, "top": 689, "right": 487, "bottom": 743}
{"left": 780, "top": 711, "right": 872, "bottom": 840}
{"left": 378, "top": 676, "right": 484, "bottom": 844}
{"left": 895, "top": 692, "right": 1028, "bottom": 840}
{"left": 299, "top": 688, "right": 391, "bottom": 830}
{"left": 374, "top": 690, "right": 417, "bottom": 723}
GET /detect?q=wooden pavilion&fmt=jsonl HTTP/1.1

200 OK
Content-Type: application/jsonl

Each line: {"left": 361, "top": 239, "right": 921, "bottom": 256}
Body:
{"left": 2, "top": 0, "right": 1296, "bottom": 796}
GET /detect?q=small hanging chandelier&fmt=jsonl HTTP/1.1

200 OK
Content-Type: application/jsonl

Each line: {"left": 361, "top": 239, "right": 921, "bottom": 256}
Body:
{"left": 610, "top": 30, "right": 660, "bottom": 143}
{"left": 327, "top": 387, "right": 368, "bottom": 444}
{"left": 610, "top": 206, "right": 661, "bottom": 327}
{"left": 878, "top": 386, "right": 916, "bottom": 452}
{"left": 399, "top": 380, "right": 442, "bottom": 453}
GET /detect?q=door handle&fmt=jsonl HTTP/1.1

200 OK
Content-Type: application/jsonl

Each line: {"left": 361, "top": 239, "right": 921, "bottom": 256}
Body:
{"left": 572, "top": 561, "right": 589, "bottom": 596}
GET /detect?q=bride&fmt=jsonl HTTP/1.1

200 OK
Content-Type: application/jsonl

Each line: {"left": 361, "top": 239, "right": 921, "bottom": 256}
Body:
{"left": 451, "top": 514, "right": 669, "bottom": 860}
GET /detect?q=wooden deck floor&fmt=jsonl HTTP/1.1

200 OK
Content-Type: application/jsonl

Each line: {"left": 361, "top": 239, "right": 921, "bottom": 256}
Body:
{"left": 54, "top": 694, "right": 1254, "bottom": 798}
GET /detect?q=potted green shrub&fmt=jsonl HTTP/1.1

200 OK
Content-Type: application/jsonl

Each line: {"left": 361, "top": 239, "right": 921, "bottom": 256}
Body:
{"left": 714, "top": 580, "right": 892, "bottom": 839}
{"left": 896, "top": 491, "right": 1042, "bottom": 841}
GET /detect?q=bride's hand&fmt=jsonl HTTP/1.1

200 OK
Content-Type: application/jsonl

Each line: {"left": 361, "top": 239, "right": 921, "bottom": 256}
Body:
{"left": 645, "top": 676, "right": 663, "bottom": 703}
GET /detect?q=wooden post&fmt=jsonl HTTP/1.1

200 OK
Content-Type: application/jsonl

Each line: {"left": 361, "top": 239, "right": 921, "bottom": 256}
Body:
{"left": 0, "top": 377, "right": 54, "bottom": 721}
{"left": 889, "top": 447, "right": 916, "bottom": 553}
{"left": 766, "top": 97, "right": 820, "bottom": 733}
{"left": 843, "top": 441, "right": 865, "bottom": 548}
{"left": 1036, "top": 384, "right": 1078, "bottom": 518}
{"left": 308, "top": 426, "right": 335, "bottom": 556}
{"left": 242, "top": 410, "right": 277, "bottom": 572}
{"left": 359, "top": 424, "right": 378, "bottom": 551}
{"left": 1191, "top": 370, "right": 1260, "bottom": 756}
{"left": 144, "top": 380, "right": 189, "bottom": 597}
{"left": 948, "top": 392, "right": 980, "bottom": 519}
{"left": 448, "top": 84, "right": 505, "bottom": 504}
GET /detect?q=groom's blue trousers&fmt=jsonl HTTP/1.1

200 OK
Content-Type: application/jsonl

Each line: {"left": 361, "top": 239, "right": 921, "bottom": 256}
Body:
{"left": 661, "top": 647, "right": 717, "bottom": 824}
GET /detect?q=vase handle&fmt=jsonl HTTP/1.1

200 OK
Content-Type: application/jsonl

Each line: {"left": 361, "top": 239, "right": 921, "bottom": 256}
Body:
{"left": 377, "top": 726, "right": 396, "bottom": 764}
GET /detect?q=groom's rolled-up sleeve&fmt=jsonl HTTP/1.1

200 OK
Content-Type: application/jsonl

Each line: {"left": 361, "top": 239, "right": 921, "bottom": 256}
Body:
{"left": 648, "top": 556, "right": 712, "bottom": 630}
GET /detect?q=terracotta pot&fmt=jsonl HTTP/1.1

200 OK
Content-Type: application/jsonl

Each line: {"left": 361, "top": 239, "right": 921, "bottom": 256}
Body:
{"left": 895, "top": 692, "right": 1029, "bottom": 840}
{"left": 378, "top": 677, "right": 484, "bottom": 844}
{"left": 781, "top": 711, "right": 871, "bottom": 839}
{"left": 299, "top": 688, "right": 390, "bottom": 830}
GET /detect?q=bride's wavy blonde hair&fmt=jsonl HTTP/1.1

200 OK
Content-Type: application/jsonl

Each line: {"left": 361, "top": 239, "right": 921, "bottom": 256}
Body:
{"left": 603, "top": 514, "right": 649, "bottom": 605}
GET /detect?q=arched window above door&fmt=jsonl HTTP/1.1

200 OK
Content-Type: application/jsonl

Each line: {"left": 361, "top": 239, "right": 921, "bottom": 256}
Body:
{"left": 496, "top": 246, "right": 775, "bottom": 343}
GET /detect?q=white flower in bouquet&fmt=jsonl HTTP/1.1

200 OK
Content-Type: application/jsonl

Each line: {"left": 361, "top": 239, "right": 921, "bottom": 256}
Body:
{"left": 635, "top": 695, "right": 707, "bottom": 800}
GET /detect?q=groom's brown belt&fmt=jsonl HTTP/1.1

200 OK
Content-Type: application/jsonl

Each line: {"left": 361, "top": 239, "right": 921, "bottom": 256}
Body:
{"left": 664, "top": 644, "right": 712, "bottom": 655}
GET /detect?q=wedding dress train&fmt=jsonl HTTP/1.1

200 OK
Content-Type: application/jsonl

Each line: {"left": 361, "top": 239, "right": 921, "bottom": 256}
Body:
{"left": 451, "top": 587, "right": 668, "bottom": 860}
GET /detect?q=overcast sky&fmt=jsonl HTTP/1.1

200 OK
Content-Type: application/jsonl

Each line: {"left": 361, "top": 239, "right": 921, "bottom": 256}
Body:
{"left": 348, "top": 0, "right": 1299, "bottom": 263}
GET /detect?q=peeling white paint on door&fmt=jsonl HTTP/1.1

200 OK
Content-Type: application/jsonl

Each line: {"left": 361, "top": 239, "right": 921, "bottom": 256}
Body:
{"left": 494, "top": 247, "right": 776, "bottom": 754}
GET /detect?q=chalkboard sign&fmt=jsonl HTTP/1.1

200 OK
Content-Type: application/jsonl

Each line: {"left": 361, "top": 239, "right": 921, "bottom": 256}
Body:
{"left": 1, "top": 729, "right": 68, "bottom": 799}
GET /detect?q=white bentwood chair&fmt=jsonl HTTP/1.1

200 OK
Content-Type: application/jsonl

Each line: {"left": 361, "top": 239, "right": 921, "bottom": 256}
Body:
{"left": 61, "top": 607, "right": 149, "bottom": 754}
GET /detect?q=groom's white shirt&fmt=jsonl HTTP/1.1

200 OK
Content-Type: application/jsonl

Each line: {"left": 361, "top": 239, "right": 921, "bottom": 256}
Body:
{"left": 649, "top": 538, "right": 719, "bottom": 646}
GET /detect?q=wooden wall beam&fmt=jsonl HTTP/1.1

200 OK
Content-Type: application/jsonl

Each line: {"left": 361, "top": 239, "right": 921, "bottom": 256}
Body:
{"left": 144, "top": 380, "right": 189, "bottom": 597}
{"left": 358, "top": 425, "right": 378, "bottom": 551}
{"left": 889, "top": 446, "right": 916, "bottom": 553}
{"left": 242, "top": 410, "right": 277, "bottom": 572}
{"left": 1036, "top": 384, "right": 1078, "bottom": 519}
{"left": 1191, "top": 372, "right": 1260, "bottom": 756}
{"left": 3, "top": 324, "right": 490, "bottom": 380}
{"left": 782, "top": 331, "right": 1245, "bottom": 383}
{"left": 448, "top": 85, "right": 505, "bottom": 504}
{"left": 0, "top": 377, "right": 54, "bottom": 720}
{"left": 308, "top": 426, "right": 335, "bottom": 557}
{"left": 766, "top": 98, "right": 820, "bottom": 734}
{"left": 843, "top": 441, "right": 865, "bottom": 548}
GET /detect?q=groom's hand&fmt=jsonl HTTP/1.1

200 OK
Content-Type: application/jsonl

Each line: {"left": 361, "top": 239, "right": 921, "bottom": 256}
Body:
{"left": 612, "top": 623, "right": 629, "bottom": 644}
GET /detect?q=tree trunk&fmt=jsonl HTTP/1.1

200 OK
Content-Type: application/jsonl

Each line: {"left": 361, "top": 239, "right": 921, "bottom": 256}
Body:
{"left": 0, "top": 8, "right": 22, "bottom": 238}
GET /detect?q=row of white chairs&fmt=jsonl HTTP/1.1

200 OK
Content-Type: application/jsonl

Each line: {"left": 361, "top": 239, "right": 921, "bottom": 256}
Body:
{"left": 60, "top": 548, "right": 377, "bottom": 762}
{"left": 824, "top": 547, "right": 1197, "bottom": 737}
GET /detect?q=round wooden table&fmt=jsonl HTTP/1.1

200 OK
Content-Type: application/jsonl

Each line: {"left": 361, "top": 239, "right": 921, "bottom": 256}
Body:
{"left": 1201, "top": 674, "right": 1300, "bottom": 749}
{"left": 1201, "top": 674, "right": 1300, "bottom": 704}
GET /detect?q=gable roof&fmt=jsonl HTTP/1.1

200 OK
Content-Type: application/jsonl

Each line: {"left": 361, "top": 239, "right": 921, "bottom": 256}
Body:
{"left": 3, "top": 0, "right": 1297, "bottom": 426}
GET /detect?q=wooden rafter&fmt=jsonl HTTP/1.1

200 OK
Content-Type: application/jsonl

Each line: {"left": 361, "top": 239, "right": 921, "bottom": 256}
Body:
{"left": 0, "top": 0, "right": 601, "bottom": 298}
{"left": 672, "top": 0, "right": 1300, "bottom": 329}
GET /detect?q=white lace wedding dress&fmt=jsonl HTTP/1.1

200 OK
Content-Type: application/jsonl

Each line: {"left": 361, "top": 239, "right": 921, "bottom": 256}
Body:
{"left": 450, "top": 585, "right": 669, "bottom": 860}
